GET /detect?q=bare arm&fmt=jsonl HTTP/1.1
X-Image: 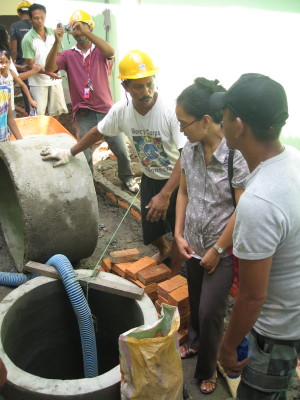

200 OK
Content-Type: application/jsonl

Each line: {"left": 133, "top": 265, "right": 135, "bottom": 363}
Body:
{"left": 174, "top": 171, "right": 196, "bottom": 259}
{"left": 11, "top": 70, "right": 38, "bottom": 109}
{"left": 41, "top": 125, "right": 104, "bottom": 166}
{"left": 145, "top": 151, "right": 182, "bottom": 222}
{"left": 18, "top": 63, "right": 42, "bottom": 80}
{"left": 70, "top": 126, "right": 104, "bottom": 156}
{"left": 25, "top": 57, "right": 61, "bottom": 79}
{"left": 10, "top": 39, "right": 18, "bottom": 63}
{"left": 24, "top": 57, "right": 35, "bottom": 69}
{"left": 45, "top": 28, "right": 63, "bottom": 72}
{"left": 7, "top": 102, "right": 22, "bottom": 140}
{"left": 219, "top": 257, "right": 272, "bottom": 375}
{"left": 70, "top": 22, "right": 114, "bottom": 58}
{"left": 200, "top": 188, "right": 244, "bottom": 274}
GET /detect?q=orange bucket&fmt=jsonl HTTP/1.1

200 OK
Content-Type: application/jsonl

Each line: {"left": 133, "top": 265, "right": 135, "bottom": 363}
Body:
{"left": 11, "top": 116, "right": 75, "bottom": 140}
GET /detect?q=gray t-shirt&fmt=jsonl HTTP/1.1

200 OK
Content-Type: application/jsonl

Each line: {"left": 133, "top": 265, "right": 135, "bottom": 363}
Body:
{"left": 9, "top": 19, "right": 32, "bottom": 66}
{"left": 234, "top": 145, "right": 300, "bottom": 340}
{"left": 181, "top": 138, "right": 249, "bottom": 258}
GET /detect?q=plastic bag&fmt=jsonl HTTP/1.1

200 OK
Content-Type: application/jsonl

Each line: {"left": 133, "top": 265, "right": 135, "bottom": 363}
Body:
{"left": 119, "top": 303, "right": 183, "bottom": 400}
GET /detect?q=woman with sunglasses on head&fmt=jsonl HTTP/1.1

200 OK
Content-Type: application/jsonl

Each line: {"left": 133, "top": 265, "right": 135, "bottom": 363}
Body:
{"left": 174, "top": 77, "right": 249, "bottom": 395}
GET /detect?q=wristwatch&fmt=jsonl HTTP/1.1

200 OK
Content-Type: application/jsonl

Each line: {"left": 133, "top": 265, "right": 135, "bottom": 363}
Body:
{"left": 213, "top": 244, "right": 224, "bottom": 254}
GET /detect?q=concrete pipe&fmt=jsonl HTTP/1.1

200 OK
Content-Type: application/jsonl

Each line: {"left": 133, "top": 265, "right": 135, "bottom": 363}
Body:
{"left": 0, "top": 271, "right": 158, "bottom": 399}
{"left": 0, "top": 134, "right": 99, "bottom": 272}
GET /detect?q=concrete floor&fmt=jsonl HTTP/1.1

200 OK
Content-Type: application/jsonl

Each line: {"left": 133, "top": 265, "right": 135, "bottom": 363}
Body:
{"left": 183, "top": 356, "right": 232, "bottom": 400}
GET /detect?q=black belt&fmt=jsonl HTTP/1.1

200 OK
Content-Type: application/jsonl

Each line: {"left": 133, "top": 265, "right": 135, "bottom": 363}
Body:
{"left": 251, "top": 328, "right": 299, "bottom": 353}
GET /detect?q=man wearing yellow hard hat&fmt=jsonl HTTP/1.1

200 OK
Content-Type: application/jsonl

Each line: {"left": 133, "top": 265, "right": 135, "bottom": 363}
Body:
{"left": 45, "top": 10, "right": 136, "bottom": 191}
{"left": 9, "top": 1, "right": 32, "bottom": 115}
{"left": 42, "top": 50, "right": 186, "bottom": 273}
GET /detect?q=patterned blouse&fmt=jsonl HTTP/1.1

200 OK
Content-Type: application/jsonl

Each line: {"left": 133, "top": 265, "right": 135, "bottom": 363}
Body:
{"left": 180, "top": 137, "right": 249, "bottom": 258}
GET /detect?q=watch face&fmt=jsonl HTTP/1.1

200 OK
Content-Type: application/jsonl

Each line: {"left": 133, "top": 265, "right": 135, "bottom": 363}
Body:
{"left": 214, "top": 245, "right": 223, "bottom": 253}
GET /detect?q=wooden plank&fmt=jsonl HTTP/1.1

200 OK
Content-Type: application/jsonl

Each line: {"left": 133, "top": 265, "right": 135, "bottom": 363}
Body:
{"left": 25, "top": 261, "right": 144, "bottom": 300}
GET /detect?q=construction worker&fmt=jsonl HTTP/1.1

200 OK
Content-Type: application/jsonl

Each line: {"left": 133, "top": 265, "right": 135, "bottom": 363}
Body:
{"left": 45, "top": 10, "right": 137, "bottom": 190}
{"left": 41, "top": 50, "right": 186, "bottom": 273}
{"left": 9, "top": 1, "right": 32, "bottom": 115}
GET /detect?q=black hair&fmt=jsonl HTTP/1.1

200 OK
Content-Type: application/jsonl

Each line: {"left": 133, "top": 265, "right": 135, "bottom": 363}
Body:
{"left": 177, "top": 77, "right": 226, "bottom": 124}
{"left": 0, "top": 25, "right": 10, "bottom": 53}
{"left": 18, "top": 9, "right": 30, "bottom": 15}
{"left": 0, "top": 49, "right": 11, "bottom": 60}
{"left": 227, "top": 109, "right": 282, "bottom": 142}
{"left": 121, "top": 76, "right": 156, "bottom": 87}
{"left": 28, "top": 3, "right": 46, "bottom": 18}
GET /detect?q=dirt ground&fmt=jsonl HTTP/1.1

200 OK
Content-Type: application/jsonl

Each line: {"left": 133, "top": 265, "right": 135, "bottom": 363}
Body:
{"left": 0, "top": 191, "right": 156, "bottom": 274}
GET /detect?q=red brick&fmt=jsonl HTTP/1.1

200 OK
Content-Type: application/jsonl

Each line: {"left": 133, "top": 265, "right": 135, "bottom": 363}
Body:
{"left": 157, "top": 294, "right": 169, "bottom": 305}
{"left": 112, "top": 262, "right": 132, "bottom": 278}
{"left": 179, "top": 312, "right": 190, "bottom": 331}
{"left": 137, "top": 263, "right": 171, "bottom": 285}
{"left": 130, "top": 208, "right": 142, "bottom": 221}
{"left": 100, "top": 257, "right": 112, "bottom": 272}
{"left": 117, "top": 199, "right": 129, "bottom": 210}
{"left": 94, "top": 181, "right": 105, "bottom": 194}
{"left": 125, "top": 256, "right": 157, "bottom": 280}
{"left": 157, "top": 275, "right": 187, "bottom": 299}
{"left": 110, "top": 248, "right": 141, "bottom": 264}
{"left": 134, "top": 280, "right": 157, "bottom": 295}
{"left": 106, "top": 192, "right": 117, "bottom": 203}
{"left": 155, "top": 300, "right": 162, "bottom": 314}
{"left": 168, "top": 284, "right": 190, "bottom": 315}
{"left": 147, "top": 291, "right": 158, "bottom": 302}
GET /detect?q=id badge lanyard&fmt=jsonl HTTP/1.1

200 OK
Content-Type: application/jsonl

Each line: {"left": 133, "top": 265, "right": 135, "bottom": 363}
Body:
{"left": 83, "top": 46, "right": 94, "bottom": 99}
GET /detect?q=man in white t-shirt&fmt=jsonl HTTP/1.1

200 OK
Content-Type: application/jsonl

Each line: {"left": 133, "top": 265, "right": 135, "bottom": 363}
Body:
{"left": 41, "top": 50, "right": 186, "bottom": 273}
{"left": 22, "top": 3, "right": 67, "bottom": 117}
{"left": 210, "top": 73, "right": 300, "bottom": 399}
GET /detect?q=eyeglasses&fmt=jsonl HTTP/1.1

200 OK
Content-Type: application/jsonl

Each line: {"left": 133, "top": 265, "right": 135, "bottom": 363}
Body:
{"left": 178, "top": 119, "right": 198, "bottom": 130}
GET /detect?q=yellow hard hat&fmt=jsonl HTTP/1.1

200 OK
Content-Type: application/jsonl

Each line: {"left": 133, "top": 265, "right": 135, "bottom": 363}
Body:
{"left": 118, "top": 50, "right": 159, "bottom": 80}
{"left": 69, "top": 10, "right": 95, "bottom": 29}
{"left": 17, "top": 1, "right": 31, "bottom": 11}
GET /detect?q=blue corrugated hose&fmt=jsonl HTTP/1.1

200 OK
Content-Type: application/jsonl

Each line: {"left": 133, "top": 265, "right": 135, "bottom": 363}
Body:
{"left": 0, "top": 272, "right": 38, "bottom": 287}
{"left": 46, "top": 254, "right": 98, "bottom": 378}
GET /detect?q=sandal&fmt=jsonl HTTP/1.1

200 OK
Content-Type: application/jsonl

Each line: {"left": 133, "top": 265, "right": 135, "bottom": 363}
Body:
{"left": 199, "top": 371, "right": 217, "bottom": 395}
{"left": 124, "top": 178, "right": 140, "bottom": 193}
{"left": 179, "top": 343, "right": 198, "bottom": 359}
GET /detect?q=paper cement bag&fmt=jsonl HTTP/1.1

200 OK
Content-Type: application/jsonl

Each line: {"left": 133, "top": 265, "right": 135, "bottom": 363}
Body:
{"left": 119, "top": 303, "right": 183, "bottom": 400}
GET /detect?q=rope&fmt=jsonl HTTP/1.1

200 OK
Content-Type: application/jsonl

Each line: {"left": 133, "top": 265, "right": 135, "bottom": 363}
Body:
{"left": 85, "top": 188, "right": 141, "bottom": 300}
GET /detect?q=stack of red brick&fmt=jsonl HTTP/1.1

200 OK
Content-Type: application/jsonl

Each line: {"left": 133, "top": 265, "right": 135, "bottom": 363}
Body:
{"left": 101, "top": 248, "right": 189, "bottom": 344}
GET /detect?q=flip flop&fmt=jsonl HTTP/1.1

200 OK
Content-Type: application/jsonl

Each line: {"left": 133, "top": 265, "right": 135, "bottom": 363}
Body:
{"left": 199, "top": 371, "right": 217, "bottom": 395}
{"left": 180, "top": 343, "right": 198, "bottom": 359}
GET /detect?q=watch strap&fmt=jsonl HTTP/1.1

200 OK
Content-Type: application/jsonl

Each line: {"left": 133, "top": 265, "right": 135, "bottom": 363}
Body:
{"left": 213, "top": 244, "right": 224, "bottom": 254}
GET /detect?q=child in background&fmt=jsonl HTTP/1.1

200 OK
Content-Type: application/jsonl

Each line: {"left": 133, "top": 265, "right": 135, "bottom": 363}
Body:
{"left": 0, "top": 83, "right": 22, "bottom": 141}
{"left": 0, "top": 49, "right": 40, "bottom": 115}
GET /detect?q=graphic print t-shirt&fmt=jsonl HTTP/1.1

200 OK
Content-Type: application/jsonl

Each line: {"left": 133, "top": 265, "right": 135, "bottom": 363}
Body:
{"left": 97, "top": 95, "right": 186, "bottom": 179}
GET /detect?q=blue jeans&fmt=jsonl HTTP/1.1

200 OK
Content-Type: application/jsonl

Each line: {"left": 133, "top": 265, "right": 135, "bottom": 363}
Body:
{"left": 74, "top": 109, "right": 134, "bottom": 182}
{"left": 236, "top": 329, "right": 300, "bottom": 400}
